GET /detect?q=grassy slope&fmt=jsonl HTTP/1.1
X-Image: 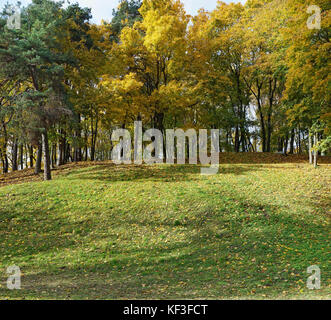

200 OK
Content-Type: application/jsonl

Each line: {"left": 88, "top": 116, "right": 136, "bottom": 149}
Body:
{"left": 0, "top": 156, "right": 330, "bottom": 299}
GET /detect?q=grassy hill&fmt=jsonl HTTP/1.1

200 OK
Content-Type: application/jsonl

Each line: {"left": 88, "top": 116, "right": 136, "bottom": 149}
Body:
{"left": 0, "top": 155, "right": 330, "bottom": 299}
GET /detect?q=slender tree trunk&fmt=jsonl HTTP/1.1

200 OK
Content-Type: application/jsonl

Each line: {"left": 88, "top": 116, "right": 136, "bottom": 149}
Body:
{"left": 59, "top": 144, "right": 63, "bottom": 166}
{"left": 308, "top": 132, "right": 313, "bottom": 164}
{"left": 20, "top": 144, "right": 24, "bottom": 170}
{"left": 65, "top": 143, "right": 71, "bottom": 163}
{"left": 25, "top": 145, "right": 28, "bottom": 168}
{"left": 240, "top": 129, "right": 246, "bottom": 152}
{"left": 0, "top": 148, "right": 9, "bottom": 174}
{"left": 248, "top": 138, "right": 255, "bottom": 152}
{"left": 259, "top": 111, "right": 266, "bottom": 152}
{"left": 29, "top": 145, "right": 34, "bottom": 168}
{"left": 1, "top": 156, "right": 5, "bottom": 174}
{"left": 266, "top": 79, "right": 276, "bottom": 153}
{"left": 91, "top": 144, "right": 95, "bottom": 161}
{"left": 3, "top": 155, "right": 8, "bottom": 173}
{"left": 1, "top": 124, "right": 9, "bottom": 173}
{"left": 34, "top": 142, "right": 42, "bottom": 174}
{"left": 154, "top": 112, "right": 164, "bottom": 132}
{"left": 57, "top": 129, "right": 66, "bottom": 166}
{"left": 84, "top": 128, "right": 88, "bottom": 161}
{"left": 283, "top": 135, "right": 289, "bottom": 155}
{"left": 266, "top": 116, "right": 272, "bottom": 152}
{"left": 51, "top": 143, "right": 56, "bottom": 169}
{"left": 84, "top": 145, "right": 88, "bottom": 161}
{"left": 234, "top": 126, "right": 240, "bottom": 153}
{"left": 289, "top": 129, "right": 295, "bottom": 154}
{"left": 52, "top": 143, "right": 57, "bottom": 168}
{"left": 74, "top": 114, "right": 82, "bottom": 162}
{"left": 313, "top": 133, "right": 318, "bottom": 168}
{"left": 1, "top": 145, "right": 9, "bottom": 174}
{"left": 90, "top": 115, "right": 98, "bottom": 162}
{"left": 42, "top": 130, "right": 52, "bottom": 181}
{"left": 297, "top": 127, "right": 302, "bottom": 154}
{"left": 245, "top": 80, "right": 265, "bottom": 152}
{"left": 12, "top": 139, "right": 18, "bottom": 171}
{"left": 278, "top": 137, "right": 283, "bottom": 152}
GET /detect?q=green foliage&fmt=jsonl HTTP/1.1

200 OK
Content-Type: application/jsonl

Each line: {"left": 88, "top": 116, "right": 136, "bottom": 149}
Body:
{"left": 109, "top": 0, "right": 142, "bottom": 42}
{"left": 1, "top": 0, "right": 330, "bottom": 163}
{"left": 0, "top": 0, "right": 73, "bottom": 131}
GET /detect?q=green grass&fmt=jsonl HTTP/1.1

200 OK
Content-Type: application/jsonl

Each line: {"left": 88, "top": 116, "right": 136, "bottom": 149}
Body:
{"left": 0, "top": 161, "right": 330, "bottom": 299}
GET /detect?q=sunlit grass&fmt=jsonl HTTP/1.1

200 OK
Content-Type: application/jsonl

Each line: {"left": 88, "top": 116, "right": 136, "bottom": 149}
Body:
{"left": 0, "top": 160, "right": 330, "bottom": 299}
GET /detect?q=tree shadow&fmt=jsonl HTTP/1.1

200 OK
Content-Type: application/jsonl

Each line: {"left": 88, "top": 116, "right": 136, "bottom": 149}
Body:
{"left": 60, "top": 163, "right": 263, "bottom": 183}
{"left": 1, "top": 187, "right": 328, "bottom": 299}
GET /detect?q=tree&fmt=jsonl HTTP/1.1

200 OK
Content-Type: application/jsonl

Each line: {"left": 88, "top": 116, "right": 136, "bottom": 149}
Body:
{"left": 109, "top": 0, "right": 142, "bottom": 42}
{"left": 106, "top": 0, "right": 190, "bottom": 132}
{"left": 283, "top": 0, "right": 330, "bottom": 160}
{"left": 0, "top": 0, "right": 96, "bottom": 178}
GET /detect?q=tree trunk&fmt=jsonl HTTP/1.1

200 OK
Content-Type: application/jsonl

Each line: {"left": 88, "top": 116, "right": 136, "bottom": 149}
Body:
{"left": 29, "top": 145, "right": 34, "bottom": 168}
{"left": 278, "top": 137, "right": 283, "bottom": 152}
{"left": 266, "top": 79, "right": 276, "bottom": 153}
{"left": 34, "top": 142, "right": 42, "bottom": 174}
{"left": 247, "top": 80, "right": 265, "bottom": 152}
{"left": 84, "top": 145, "right": 88, "bottom": 161}
{"left": 283, "top": 135, "right": 289, "bottom": 155}
{"left": 57, "top": 129, "right": 66, "bottom": 166}
{"left": 90, "top": 116, "right": 98, "bottom": 162}
{"left": 12, "top": 140, "right": 18, "bottom": 171}
{"left": 313, "top": 133, "right": 318, "bottom": 168}
{"left": 297, "top": 128, "right": 302, "bottom": 154}
{"left": 266, "top": 119, "right": 272, "bottom": 152}
{"left": 154, "top": 112, "right": 164, "bottom": 132}
{"left": 65, "top": 143, "right": 71, "bottom": 163}
{"left": 240, "top": 126, "right": 247, "bottom": 152}
{"left": 42, "top": 130, "right": 52, "bottom": 180}
{"left": 20, "top": 144, "right": 24, "bottom": 170}
{"left": 259, "top": 112, "right": 266, "bottom": 152}
{"left": 52, "top": 143, "right": 57, "bottom": 168}
{"left": 234, "top": 126, "right": 240, "bottom": 153}
{"left": 1, "top": 156, "right": 6, "bottom": 174}
{"left": 308, "top": 132, "right": 313, "bottom": 164}
{"left": 74, "top": 114, "right": 82, "bottom": 162}
{"left": 1, "top": 145, "right": 9, "bottom": 174}
{"left": 25, "top": 144, "right": 28, "bottom": 168}
{"left": 90, "top": 144, "right": 95, "bottom": 162}
{"left": 3, "top": 154, "right": 8, "bottom": 173}
{"left": 83, "top": 128, "right": 88, "bottom": 161}
{"left": 289, "top": 129, "right": 295, "bottom": 154}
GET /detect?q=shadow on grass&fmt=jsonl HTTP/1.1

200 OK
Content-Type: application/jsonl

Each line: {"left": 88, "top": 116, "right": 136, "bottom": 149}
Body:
{"left": 1, "top": 184, "right": 329, "bottom": 299}
{"left": 60, "top": 163, "right": 263, "bottom": 184}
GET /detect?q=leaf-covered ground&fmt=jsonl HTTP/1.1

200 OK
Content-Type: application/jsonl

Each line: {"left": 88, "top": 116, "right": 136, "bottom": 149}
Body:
{"left": 0, "top": 155, "right": 330, "bottom": 299}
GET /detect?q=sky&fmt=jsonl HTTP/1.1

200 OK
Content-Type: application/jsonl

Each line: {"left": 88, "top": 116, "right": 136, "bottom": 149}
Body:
{"left": 1, "top": 0, "right": 245, "bottom": 24}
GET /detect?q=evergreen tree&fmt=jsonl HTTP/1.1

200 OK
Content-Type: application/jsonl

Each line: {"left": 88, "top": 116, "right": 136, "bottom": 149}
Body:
{"left": 0, "top": 0, "right": 93, "bottom": 179}
{"left": 109, "top": 0, "right": 142, "bottom": 42}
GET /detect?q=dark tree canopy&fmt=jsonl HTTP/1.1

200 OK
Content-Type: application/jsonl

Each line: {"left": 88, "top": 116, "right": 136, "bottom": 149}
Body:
{"left": 109, "top": 0, "right": 142, "bottom": 42}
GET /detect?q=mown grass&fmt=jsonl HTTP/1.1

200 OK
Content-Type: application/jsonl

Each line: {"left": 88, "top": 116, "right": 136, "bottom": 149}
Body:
{"left": 0, "top": 157, "right": 330, "bottom": 299}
